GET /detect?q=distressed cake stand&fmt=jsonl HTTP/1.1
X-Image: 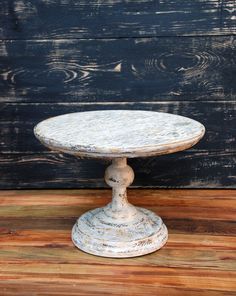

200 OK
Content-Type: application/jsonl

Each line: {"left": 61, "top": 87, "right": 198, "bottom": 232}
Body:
{"left": 34, "top": 110, "right": 205, "bottom": 258}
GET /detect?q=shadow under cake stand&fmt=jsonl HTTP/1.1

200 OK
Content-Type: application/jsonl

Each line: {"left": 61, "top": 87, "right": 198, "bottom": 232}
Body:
{"left": 34, "top": 110, "right": 205, "bottom": 258}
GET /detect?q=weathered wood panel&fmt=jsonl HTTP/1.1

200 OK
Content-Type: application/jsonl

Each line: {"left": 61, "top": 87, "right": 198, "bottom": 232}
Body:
{"left": 0, "top": 36, "right": 235, "bottom": 103}
{"left": 1, "top": 0, "right": 235, "bottom": 39}
{"left": 0, "top": 1, "right": 235, "bottom": 189}
{"left": 0, "top": 189, "right": 235, "bottom": 295}
{"left": 0, "top": 150, "right": 235, "bottom": 188}
{"left": 0, "top": 101, "right": 235, "bottom": 188}
{"left": 1, "top": 101, "right": 235, "bottom": 153}
{"left": 1, "top": 190, "right": 236, "bottom": 234}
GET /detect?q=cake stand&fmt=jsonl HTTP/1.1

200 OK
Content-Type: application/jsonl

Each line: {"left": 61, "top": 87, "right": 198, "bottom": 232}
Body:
{"left": 34, "top": 110, "right": 205, "bottom": 258}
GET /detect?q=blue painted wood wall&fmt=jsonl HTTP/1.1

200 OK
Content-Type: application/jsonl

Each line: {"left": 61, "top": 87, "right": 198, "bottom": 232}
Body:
{"left": 0, "top": 0, "right": 235, "bottom": 188}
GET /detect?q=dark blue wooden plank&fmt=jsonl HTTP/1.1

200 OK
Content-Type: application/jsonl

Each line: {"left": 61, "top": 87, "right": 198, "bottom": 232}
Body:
{"left": 0, "top": 1, "right": 235, "bottom": 189}
{"left": 0, "top": 151, "right": 235, "bottom": 188}
{"left": 0, "top": 0, "right": 235, "bottom": 39}
{"left": 0, "top": 36, "right": 235, "bottom": 103}
{"left": 1, "top": 101, "right": 236, "bottom": 153}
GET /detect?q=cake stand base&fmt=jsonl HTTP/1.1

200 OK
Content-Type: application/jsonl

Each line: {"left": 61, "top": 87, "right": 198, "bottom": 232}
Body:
{"left": 71, "top": 158, "right": 168, "bottom": 258}
{"left": 72, "top": 206, "right": 168, "bottom": 258}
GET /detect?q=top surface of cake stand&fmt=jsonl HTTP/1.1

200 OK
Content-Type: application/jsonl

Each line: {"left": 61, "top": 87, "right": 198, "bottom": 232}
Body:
{"left": 34, "top": 110, "right": 205, "bottom": 158}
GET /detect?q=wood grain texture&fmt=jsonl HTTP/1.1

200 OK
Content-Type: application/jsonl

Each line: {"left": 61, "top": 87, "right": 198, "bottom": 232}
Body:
{"left": 71, "top": 157, "right": 166, "bottom": 258}
{"left": 0, "top": 101, "right": 235, "bottom": 188}
{"left": 0, "top": 36, "right": 235, "bottom": 103}
{"left": 0, "top": 189, "right": 235, "bottom": 295}
{"left": 0, "top": 1, "right": 235, "bottom": 189}
{"left": 1, "top": 101, "right": 234, "bottom": 153}
{"left": 34, "top": 110, "right": 205, "bottom": 158}
{"left": 0, "top": 0, "right": 235, "bottom": 39}
{"left": 0, "top": 149, "right": 235, "bottom": 189}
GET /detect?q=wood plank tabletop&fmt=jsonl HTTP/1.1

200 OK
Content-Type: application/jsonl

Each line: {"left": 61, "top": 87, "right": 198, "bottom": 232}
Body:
{"left": 0, "top": 189, "right": 235, "bottom": 295}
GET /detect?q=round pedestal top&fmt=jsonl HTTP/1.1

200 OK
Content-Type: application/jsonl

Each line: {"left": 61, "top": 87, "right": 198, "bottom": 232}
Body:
{"left": 34, "top": 110, "right": 205, "bottom": 158}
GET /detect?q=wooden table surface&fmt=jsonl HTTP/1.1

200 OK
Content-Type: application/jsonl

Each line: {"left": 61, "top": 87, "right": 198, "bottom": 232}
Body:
{"left": 0, "top": 189, "right": 235, "bottom": 295}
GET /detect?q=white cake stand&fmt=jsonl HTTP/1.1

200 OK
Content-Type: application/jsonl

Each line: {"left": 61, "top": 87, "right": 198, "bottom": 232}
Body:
{"left": 34, "top": 110, "right": 205, "bottom": 258}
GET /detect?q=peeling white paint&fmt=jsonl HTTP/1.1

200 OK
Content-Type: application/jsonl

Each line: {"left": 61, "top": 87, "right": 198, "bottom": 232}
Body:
{"left": 113, "top": 62, "right": 121, "bottom": 72}
{"left": 34, "top": 110, "right": 205, "bottom": 257}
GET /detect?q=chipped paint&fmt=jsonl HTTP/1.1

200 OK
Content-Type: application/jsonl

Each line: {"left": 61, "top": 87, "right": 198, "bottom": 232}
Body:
{"left": 72, "top": 157, "right": 168, "bottom": 257}
{"left": 34, "top": 110, "right": 205, "bottom": 158}
{"left": 34, "top": 110, "right": 205, "bottom": 256}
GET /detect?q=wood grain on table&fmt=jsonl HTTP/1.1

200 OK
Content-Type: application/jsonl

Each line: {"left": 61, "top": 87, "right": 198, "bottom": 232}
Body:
{"left": 0, "top": 189, "right": 235, "bottom": 295}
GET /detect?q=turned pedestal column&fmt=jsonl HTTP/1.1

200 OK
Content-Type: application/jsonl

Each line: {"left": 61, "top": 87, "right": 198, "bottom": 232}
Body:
{"left": 72, "top": 157, "right": 168, "bottom": 257}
